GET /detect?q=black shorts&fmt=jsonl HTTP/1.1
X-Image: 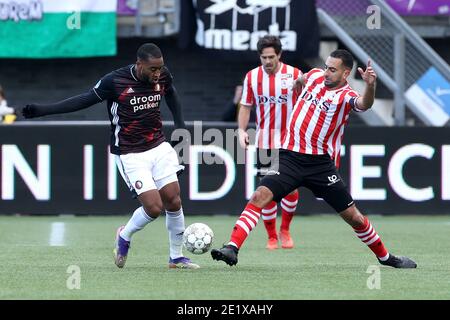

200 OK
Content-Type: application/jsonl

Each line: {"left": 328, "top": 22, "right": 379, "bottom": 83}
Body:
{"left": 259, "top": 149, "right": 354, "bottom": 213}
{"left": 256, "top": 148, "right": 279, "bottom": 178}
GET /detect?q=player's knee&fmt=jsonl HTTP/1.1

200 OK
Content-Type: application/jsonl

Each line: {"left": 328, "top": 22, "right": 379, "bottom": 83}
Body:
{"left": 250, "top": 186, "right": 273, "bottom": 208}
{"left": 143, "top": 203, "right": 163, "bottom": 218}
{"left": 351, "top": 212, "right": 366, "bottom": 228}
{"left": 341, "top": 205, "right": 365, "bottom": 228}
{"left": 164, "top": 195, "right": 182, "bottom": 212}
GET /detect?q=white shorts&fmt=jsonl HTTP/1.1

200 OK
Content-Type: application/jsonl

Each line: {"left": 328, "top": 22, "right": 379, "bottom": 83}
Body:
{"left": 115, "top": 142, "right": 184, "bottom": 196}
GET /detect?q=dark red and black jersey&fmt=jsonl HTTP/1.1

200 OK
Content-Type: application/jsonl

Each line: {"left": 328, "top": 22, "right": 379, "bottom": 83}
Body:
{"left": 92, "top": 64, "right": 173, "bottom": 155}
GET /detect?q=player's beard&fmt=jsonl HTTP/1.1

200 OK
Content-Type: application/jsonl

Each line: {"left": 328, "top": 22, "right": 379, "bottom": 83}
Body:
{"left": 324, "top": 78, "right": 339, "bottom": 89}
{"left": 137, "top": 71, "right": 150, "bottom": 83}
{"left": 137, "top": 67, "right": 153, "bottom": 84}
{"left": 265, "top": 61, "right": 278, "bottom": 73}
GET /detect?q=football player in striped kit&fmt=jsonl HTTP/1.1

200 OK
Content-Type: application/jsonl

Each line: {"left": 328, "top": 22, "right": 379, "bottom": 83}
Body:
{"left": 238, "top": 35, "right": 302, "bottom": 250}
{"left": 212, "top": 49, "right": 417, "bottom": 269}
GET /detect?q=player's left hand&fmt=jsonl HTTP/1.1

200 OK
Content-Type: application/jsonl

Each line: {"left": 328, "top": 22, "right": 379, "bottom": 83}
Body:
{"left": 171, "top": 136, "right": 190, "bottom": 149}
{"left": 358, "top": 59, "right": 377, "bottom": 86}
{"left": 170, "top": 134, "right": 191, "bottom": 162}
{"left": 22, "top": 104, "right": 39, "bottom": 118}
{"left": 292, "top": 77, "right": 303, "bottom": 95}
{"left": 171, "top": 137, "right": 190, "bottom": 177}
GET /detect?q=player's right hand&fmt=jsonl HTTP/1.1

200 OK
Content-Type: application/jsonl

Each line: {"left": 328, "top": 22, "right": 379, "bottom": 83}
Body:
{"left": 292, "top": 74, "right": 305, "bottom": 95}
{"left": 22, "top": 104, "right": 38, "bottom": 118}
{"left": 358, "top": 59, "right": 377, "bottom": 86}
{"left": 238, "top": 129, "right": 249, "bottom": 149}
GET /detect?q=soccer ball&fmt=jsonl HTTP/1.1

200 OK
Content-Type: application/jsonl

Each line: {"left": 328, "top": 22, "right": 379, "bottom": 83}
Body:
{"left": 183, "top": 223, "right": 214, "bottom": 254}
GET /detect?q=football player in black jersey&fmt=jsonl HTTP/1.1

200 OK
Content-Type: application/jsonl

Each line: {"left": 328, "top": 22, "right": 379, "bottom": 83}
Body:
{"left": 22, "top": 43, "right": 199, "bottom": 269}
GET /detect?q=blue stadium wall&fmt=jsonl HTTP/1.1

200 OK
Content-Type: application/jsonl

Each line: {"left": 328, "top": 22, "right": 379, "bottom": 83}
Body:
{"left": 0, "top": 123, "right": 449, "bottom": 215}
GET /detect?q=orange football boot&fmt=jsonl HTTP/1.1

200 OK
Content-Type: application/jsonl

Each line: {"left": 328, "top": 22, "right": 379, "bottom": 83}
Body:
{"left": 266, "top": 237, "right": 279, "bottom": 250}
{"left": 279, "top": 229, "right": 294, "bottom": 249}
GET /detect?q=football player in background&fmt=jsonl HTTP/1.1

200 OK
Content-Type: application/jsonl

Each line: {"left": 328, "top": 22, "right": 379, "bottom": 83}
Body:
{"left": 238, "top": 35, "right": 302, "bottom": 250}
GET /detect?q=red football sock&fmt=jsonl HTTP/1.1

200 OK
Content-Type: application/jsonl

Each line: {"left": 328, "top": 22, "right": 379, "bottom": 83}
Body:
{"left": 262, "top": 201, "right": 278, "bottom": 239}
{"left": 353, "top": 216, "right": 389, "bottom": 260}
{"left": 280, "top": 192, "right": 298, "bottom": 231}
{"left": 229, "top": 203, "right": 262, "bottom": 249}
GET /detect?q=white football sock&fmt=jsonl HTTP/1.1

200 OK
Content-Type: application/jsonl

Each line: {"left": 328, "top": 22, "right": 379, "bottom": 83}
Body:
{"left": 166, "top": 208, "right": 185, "bottom": 259}
{"left": 120, "top": 206, "right": 155, "bottom": 241}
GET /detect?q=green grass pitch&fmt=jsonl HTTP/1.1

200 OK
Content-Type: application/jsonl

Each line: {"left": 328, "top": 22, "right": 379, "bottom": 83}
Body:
{"left": 0, "top": 214, "right": 449, "bottom": 300}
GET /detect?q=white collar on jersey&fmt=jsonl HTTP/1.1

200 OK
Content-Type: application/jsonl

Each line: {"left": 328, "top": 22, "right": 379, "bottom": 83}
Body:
{"left": 130, "top": 65, "right": 139, "bottom": 82}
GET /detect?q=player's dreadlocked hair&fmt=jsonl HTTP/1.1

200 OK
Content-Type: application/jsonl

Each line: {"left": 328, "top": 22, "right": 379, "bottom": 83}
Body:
{"left": 330, "top": 49, "right": 354, "bottom": 69}
{"left": 137, "top": 43, "right": 162, "bottom": 60}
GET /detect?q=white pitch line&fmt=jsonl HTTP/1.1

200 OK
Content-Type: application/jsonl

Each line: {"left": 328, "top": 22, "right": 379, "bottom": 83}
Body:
{"left": 49, "top": 222, "right": 65, "bottom": 246}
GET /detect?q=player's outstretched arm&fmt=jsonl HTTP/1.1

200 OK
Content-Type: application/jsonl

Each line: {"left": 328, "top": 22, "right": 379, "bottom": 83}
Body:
{"left": 22, "top": 90, "right": 102, "bottom": 119}
{"left": 164, "top": 85, "right": 186, "bottom": 129}
{"left": 356, "top": 59, "right": 377, "bottom": 111}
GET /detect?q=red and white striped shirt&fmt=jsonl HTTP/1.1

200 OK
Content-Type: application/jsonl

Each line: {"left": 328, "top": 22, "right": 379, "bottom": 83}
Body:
{"left": 282, "top": 68, "right": 363, "bottom": 161}
{"left": 240, "top": 62, "right": 301, "bottom": 149}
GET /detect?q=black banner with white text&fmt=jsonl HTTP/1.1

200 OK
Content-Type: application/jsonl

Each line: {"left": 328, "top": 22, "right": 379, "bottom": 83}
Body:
{"left": 179, "top": 0, "right": 320, "bottom": 60}
{"left": 0, "top": 123, "right": 449, "bottom": 215}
